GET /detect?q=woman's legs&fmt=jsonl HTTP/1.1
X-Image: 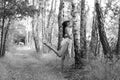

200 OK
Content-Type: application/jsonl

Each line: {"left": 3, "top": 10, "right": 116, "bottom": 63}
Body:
{"left": 61, "top": 54, "right": 65, "bottom": 72}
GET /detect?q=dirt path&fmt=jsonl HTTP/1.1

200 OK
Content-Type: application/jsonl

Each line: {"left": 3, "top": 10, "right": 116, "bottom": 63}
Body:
{"left": 0, "top": 47, "right": 74, "bottom": 80}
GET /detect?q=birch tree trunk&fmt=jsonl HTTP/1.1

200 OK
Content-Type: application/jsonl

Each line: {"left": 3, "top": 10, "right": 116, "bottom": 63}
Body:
{"left": 116, "top": 14, "right": 120, "bottom": 55}
{"left": 32, "top": 0, "right": 40, "bottom": 53}
{"left": 71, "top": 0, "right": 82, "bottom": 68}
{"left": 95, "top": 1, "right": 112, "bottom": 58}
{"left": 0, "top": 0, "right": 5, "bottom": 56}
{"left": 46, "top": 0, "right": 54, "bottom": 44}
{"left": 90, "top": 15, "right": 99, "bottom": 56}
{"left": 80, "top": 0, "right": 87, "bottom": 59}
{"left": 57, "top": 0, "right": 64, "bottom": 50}
{"left": 0, "top": 16, "right": 5, "bottom": 56}
{"left": 0, "top": 19, "right": 11, "bottom": 56}
{"left": 47, "top": 0, "right": 54, "bottom": 28}
{"left": 2, "top": 18, "right": 11, "bottom": 55}
{"left": 0, "top": 0, "right": 11, "bottom": 56}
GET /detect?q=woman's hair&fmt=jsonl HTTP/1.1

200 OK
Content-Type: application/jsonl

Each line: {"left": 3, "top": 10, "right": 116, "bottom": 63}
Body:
{"left": 62, "top": 20, "right": 70, "bottom": 38}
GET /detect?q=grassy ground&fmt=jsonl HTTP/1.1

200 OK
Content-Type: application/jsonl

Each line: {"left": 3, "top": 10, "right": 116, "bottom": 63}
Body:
{"left": 1, "top": 46, "right": 120, "bottom": 80}
{"left": 0, "top": 46, "right": 74, "bottom": 80}
{"left": 68, "top": 55, "right": 120, "bottom": 80}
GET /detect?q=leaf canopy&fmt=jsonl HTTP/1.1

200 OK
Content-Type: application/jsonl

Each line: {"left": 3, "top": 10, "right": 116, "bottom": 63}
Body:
{"left": 0, "top": 0, "right": 39, "bottom": 19}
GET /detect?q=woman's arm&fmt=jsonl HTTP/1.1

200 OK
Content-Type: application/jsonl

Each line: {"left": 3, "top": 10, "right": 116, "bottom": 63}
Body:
{"left": 43, "top": 40, "right": 69, "bottom": 57}
{"left": 43, "top": 41, "right": 61, "bottom": 57}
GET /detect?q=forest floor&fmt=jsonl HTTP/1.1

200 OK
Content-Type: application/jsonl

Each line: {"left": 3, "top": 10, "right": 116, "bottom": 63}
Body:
{"left": 0, "top": 46, "right": 75, "bottom": 80}
{"left": 1, "top": 46, "right": 120, "bottom": 80}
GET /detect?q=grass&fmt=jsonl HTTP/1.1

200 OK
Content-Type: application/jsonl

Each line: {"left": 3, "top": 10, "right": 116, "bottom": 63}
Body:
{"left": 0, "top": 50, "right": 68, "bottom": 80}
{"left": 1, "top": 45, "right": 120, "bottom": 80}
{"left": 67, "top": 53, "right": 120, "bottom": 80}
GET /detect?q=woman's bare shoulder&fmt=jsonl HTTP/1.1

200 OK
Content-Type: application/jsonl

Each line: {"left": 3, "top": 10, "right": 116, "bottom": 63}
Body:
{"left": 61, "top": 38, "right": 69, "bottom": 46}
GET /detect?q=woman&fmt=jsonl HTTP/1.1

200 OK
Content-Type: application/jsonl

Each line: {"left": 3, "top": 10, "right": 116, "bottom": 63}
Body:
{"left": 43, "top": 20, "right": 74, "bottom": 71}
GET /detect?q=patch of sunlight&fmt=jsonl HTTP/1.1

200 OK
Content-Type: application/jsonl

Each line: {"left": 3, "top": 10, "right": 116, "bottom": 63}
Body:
{"left": 16, "top": 46, "right": 34, "bottom": 50}
{"left": 41, "top": 52, "right": 59, "bottom": 60}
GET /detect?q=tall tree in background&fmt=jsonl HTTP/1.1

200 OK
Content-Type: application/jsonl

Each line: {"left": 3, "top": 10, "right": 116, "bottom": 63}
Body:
{"left": 47, "top": 0, "right": 54, "bottom": 28}
{"left": 47, "top": 0, "right": 55, "bottom": 44}
{"left": 42, "top": 0, "right": 50, "bottom": 53}
{"left": 0, "top": 0, "right": 6, "bottom": 56}
{"left": 32, "top": 0, "right": 41, "bottom": 53}
{"left": 95, "top": 0, "right": 112, "bottom": 58}
{"left": 71, "top": 0, "right": 81, "bottom": 68}
{"left": 80, "top": 0, "right": 87, "bottom": 59}
{"left": 90, "top": 14, "right": 99, "bottom": 56}
{"left": 116, "top": 15, "right": 120, "bottom": 55}
{"left": 41, "top": 1, "right": 44, "bottom": 53}
{"left": 57, "top": 0, "right": 64, "bottom": 50}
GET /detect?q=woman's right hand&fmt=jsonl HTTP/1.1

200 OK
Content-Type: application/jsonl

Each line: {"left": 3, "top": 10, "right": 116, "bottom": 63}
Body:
{"left": 43, "top": 39, "right": 47, "bottom": 44}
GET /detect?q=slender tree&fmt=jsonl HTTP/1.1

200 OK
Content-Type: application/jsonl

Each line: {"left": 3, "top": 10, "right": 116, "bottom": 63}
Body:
{"left": 95, "top": 0, "right": 112, "bottom": 58}
{"left": 32, "top": 0, "right": 40, "bottom": 53}
{"left": 0, "top": 0, "right": 5, "bottom": 56}
{"left": 80, "top": 0, "right": 87, "bottom": 59}
{"left": 71, "top": 0, "right": 81, "bottom": 68}
{"left": 116, "top": 14, "right": 120, "bottom": 55}
{"left": 49, "top": 0, "right": 57, "bottom": 44}
{"left": 90, "top": 14, "right": 99, "bottom": 56}
{"left": 47, "top": 0, "right": 54, "bottom": 28}
{"left": 2, "top": 19, "right": 11, "bottom": 55}
{"left": 57, "top": 0, "right": 64, "bottom": 50}
{"left": 47, "top": 0, "right": 54, "bottom": 44}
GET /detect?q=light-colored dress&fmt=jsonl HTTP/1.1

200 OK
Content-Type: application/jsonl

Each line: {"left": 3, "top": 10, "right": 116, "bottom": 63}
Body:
{"left": 66, "top": 27, "right": 74, "bottom": 58}
{"left": 61, "top": 37, "right": 74, "bottom": 58}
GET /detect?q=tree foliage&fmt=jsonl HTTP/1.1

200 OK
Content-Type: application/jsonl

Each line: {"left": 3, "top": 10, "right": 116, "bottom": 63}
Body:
{"left": 0, "top": 0, "right": 38, "bottom": 19}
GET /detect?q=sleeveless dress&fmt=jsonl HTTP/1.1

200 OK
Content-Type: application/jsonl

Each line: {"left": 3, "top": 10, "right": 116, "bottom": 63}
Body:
{"left": 61, "top": 27, "right": 75, "bottom": 58}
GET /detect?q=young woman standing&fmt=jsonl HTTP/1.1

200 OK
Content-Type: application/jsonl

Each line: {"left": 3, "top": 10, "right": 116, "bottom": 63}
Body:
{"left": 43, "top": 20, "right": 74, "bottom": 71}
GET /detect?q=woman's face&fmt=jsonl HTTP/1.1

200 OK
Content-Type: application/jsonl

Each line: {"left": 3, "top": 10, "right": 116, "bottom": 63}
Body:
{"left": 65, "top": 22, "right": 72, "bottom": 38}
{"left": 67, "top": 22, "right": 72, "bottom": 28}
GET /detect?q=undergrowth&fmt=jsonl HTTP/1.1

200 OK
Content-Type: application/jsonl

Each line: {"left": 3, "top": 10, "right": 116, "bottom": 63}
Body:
{"left": 68, "top": 54, "right": 120, "bottom": 80}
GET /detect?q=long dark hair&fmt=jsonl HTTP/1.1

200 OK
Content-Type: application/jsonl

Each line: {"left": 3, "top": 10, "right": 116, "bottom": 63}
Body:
{"left": 62, "top": 20, "right": 70, "bottom": 38}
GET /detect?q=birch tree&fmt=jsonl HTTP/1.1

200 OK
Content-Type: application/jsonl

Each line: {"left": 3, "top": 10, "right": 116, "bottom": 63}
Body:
{"left": 95, "top": 0, "right": 112, "bottom": 58}
{"left": 32, "top": 0, "right": 40, "bottom": 53}
{"left": 71, "top": 0, "right": 81, "bottom": 68}
{"left": 57, "top": 0, "right": 64, "bottom": 50}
